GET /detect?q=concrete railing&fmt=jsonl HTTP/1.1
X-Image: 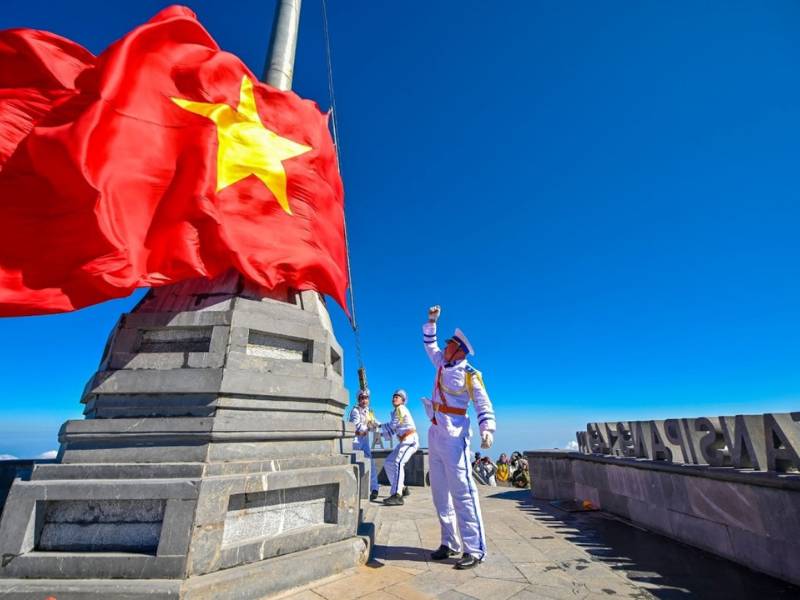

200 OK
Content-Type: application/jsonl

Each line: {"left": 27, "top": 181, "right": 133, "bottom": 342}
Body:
{"left": 527, "top": 407, "right": 800, "bottom": 586}
{"left": 371, "top": 448, "right": 430, "bottom": 487}
{"left": 0, "top": 460, "right": 57, "bottom": 517}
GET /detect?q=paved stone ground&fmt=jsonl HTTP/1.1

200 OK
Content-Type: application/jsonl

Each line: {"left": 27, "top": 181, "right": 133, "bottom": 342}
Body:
{"left": 278, "top": 487, "right": 654, "bottom": 600}
{"left": 277, "top": 485, "right": 800, "bottom": 600}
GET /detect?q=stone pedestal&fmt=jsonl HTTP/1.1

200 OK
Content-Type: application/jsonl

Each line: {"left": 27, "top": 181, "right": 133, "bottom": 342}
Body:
{"left": 0, "top": 275, "right": 368, "bottom": 599}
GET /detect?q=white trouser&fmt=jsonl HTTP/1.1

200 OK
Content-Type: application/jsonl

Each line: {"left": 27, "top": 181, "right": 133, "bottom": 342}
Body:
{"left": 353, "top": 435, "right": 379, "bottom": 492}
{"left": 428, "top": 425, "right": 487, "bottom": 558}
{"left": 384, "top": 436, "right": 419, "bottom": 495}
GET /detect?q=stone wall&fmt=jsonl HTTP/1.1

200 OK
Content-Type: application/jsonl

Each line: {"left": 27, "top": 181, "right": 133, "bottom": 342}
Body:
{"left": 0, "top": 460, "right": 55, "bottom": 516}
{"left": 575, "top": 412, "right": 800, "bottom": 473}
{"left": 526, "top": 450, "right": 800, "bottom": 586}
{"left": 371, "top": 448, "right": 430, "bottom": 487}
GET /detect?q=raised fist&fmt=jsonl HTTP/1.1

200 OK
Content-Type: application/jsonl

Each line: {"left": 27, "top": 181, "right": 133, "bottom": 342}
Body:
{"left": 428, "top": 305, "right": 441, "bottom": 322}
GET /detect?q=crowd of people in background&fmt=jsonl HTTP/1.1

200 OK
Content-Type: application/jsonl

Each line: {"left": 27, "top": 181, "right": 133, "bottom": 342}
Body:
{"left": 471, "top": 450, "right": 530, "bottom": 489}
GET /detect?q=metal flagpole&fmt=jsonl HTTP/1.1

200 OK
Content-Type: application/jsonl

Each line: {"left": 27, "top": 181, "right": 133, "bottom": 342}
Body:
{"left": 263, "top": 0, "right": 302, "bottom": 91}
{"left": 262, "top": 0, "right": 368, "bottom": 388}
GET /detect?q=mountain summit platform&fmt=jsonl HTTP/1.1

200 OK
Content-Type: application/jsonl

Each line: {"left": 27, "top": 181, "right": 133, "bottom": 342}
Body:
{"left": 279, "top": 486, "right": 798, "bottom": 600}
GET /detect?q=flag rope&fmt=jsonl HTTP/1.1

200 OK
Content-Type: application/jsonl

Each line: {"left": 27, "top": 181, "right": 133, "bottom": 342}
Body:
{"left": 321, "top": 0, "right": 366, "bottom": 377}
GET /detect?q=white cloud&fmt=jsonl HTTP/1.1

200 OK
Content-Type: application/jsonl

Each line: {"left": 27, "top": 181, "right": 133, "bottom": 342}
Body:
{"left": 565, "top": 440, "right": 579, "bottom": 451}
{"left": 36, "top": 450, "right": 58, "bottom": 459}
{"left": 0, "top": 454, "right": 18, "bottom": 460}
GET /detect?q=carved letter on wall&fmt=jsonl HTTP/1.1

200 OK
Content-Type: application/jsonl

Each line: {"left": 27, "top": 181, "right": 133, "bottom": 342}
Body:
{"left": 764, "top": 413, "right": 800, "bottom": 473}
{"left": 575, "top": 412, "right": 800, "bottom": 474}
{"left": 630, "top": 421, "right": 648, "bottom": 458}
{"left": 614, "top": 422, "right": 635, "bottom": 457}
{"left": 647, "top": 421, "right": 671, "bottom": 461}
{"left": 576, "top": 431, "right": 589, "bottom": 453}
{"left": 664, "top": 419, "right": 690, "bottom": 463}
{"left": 587, "top": 423, "right": 609, "bottom": 454}
{"left": 721, "top": 415, "right": 767, "bottom": 471}
{"left": 695, "top": 417, "right": 726, "bottom": 467}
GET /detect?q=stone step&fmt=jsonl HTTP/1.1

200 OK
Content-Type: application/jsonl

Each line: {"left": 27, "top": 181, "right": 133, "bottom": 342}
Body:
{"left": 357, "top": 501, "right": 385, "bottom": 561}
{"left": 0, "top": 536, "right": 368, "bottom": 600}
{"left": 183, "top": 536, "right": 368, "bottom": 599}
{"left": 32, "top": 455, "right": 354, "bottom": 481}
{"left": 359, "top": 502, "right": 389, "bottom": 560}
{"left": 32, "top": 462, "right": 205, "bottom": 480}
{"left": 0, "top": 578, "right": 179, "bottom": 600}
{"left": 83, "top": 367, "right": 348, "bottom": 404}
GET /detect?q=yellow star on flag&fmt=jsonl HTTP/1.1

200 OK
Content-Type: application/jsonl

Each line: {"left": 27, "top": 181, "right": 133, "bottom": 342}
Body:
{"left": 172, "top": 75, "right": 311, "bottom": 215}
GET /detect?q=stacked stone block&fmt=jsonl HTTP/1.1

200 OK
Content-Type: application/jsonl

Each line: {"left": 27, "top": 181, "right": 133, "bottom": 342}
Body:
{"left": 0, "top": 280, "right": 368, "bottom": 599}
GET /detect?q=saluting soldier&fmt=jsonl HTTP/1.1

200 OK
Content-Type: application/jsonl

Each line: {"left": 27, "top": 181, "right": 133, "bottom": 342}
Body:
{"left": 421, "top": 305, "right": 496, "bottom": 569}
{"left": 348, "top": 388, "right": 380, "bottom": 501}
{"left": 380, "top": 389, "right": 420, "bottom": 506}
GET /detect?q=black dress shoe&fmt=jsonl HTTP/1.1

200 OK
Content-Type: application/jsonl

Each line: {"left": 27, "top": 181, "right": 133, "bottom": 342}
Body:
{"left": 454, "top": 554, "right": 481, "bottom": 570}
{"left": 369, "top": 490, "right": 379, "bottom": 501}
{"left": 430, "top": 545, "right": 459, "bottom": 560}
{"left": 402, "top": 486, "right": 410, "bottom": 497}
{"left": 383, "top": 493, "right": 404, "bottom": 506}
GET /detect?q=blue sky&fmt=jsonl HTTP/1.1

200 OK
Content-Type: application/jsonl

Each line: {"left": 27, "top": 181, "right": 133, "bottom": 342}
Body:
{"left": 1, "top": 1, "right": 798, "bottom": 459}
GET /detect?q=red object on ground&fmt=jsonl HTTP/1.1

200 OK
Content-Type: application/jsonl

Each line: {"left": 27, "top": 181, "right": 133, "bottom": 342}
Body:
{"left": 0, "top": 6, "right": 347, "bottom": 316}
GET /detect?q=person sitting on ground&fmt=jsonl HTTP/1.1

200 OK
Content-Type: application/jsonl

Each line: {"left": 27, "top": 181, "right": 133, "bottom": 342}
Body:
{"left": 511, "top": 458, "right": 530, "bottom": 489}
{"left": 472, "top": 455, "right": 488, "bottom": 485}
{"left": 472, "top": 456, "right": 497, "bottom": 487}
{"left": 478, "top": 456, "right": 497, "bottom": 487}
{"left": 509, "top": 451, "right": 523, "bottom": 476}
{"left": 496, "top": 453, "right": 511, "bottom": 484}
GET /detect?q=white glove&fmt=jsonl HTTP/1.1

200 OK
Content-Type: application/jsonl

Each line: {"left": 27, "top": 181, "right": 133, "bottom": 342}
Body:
{"left": 420, "top": 396, "right": 433, "bottom": 420}
{"left": 428, "top": 305, "right": 441, "bottom": 322}
{"left": 481, "top": 431, "right": 494, "bottom": 449}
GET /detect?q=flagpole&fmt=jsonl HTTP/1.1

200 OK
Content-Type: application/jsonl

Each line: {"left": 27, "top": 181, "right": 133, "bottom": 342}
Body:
{"left": 261, "top": 0, "right": 367, "bottom": 386}
{"left": 264, "top": 0, "right": 302, "bottom": 91}
{"left": 260, "top": 0, "right": 339, "bottom": 334}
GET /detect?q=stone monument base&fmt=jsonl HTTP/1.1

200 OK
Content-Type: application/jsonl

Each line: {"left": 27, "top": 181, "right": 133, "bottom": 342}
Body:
{"left": 0, "top": 456, "right": 369, "bottom": 600}
{"left": 0, "top": 287, "right": 370, "bottom": 599}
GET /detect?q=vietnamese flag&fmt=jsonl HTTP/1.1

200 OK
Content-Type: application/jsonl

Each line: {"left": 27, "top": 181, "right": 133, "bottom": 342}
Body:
{"left": 0, "top": 5, "right": 347, "bottom": 316}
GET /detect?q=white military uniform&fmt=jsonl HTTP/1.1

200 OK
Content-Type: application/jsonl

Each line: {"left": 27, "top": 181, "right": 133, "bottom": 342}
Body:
{"left": 349, "top": 404, "right": 379, "bottom": 493}
{"left": 381, "top": 404, "right": 420, "bottom": 496}
{"left": 423, "top": 321, "right": 496, "bottom": 559}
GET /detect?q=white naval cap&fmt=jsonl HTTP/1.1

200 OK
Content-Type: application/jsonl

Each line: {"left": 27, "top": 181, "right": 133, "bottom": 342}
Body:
{"left": 451, "top": 328, "right": 474, "bottom": 356}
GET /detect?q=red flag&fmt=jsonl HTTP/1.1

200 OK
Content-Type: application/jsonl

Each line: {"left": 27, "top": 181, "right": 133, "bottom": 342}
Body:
{"left": 0, "top": 6, "right": 347, "bottom": 316}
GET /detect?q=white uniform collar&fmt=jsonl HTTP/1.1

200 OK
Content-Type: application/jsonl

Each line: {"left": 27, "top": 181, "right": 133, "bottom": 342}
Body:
{"left": 444, "top": 358, "right": 467, "bottom": 369}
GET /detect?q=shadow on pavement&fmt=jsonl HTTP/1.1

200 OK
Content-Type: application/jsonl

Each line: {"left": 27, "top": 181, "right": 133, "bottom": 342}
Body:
{"left": 371, "top": 544, "right": 432, "bottom": 564}
{"left": 490, "top": 488, "right": 800, "bottom": 600}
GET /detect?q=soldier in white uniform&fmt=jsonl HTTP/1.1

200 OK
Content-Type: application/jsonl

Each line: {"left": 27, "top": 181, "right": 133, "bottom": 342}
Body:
{"left": 348, "top": 388, "right": 380, "bottom": 501}
{"left": 380, "top": 389, "right": 420, "bottom": 506}
{"left": 422, "top": 305, "right": 496, "bottom": 569}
